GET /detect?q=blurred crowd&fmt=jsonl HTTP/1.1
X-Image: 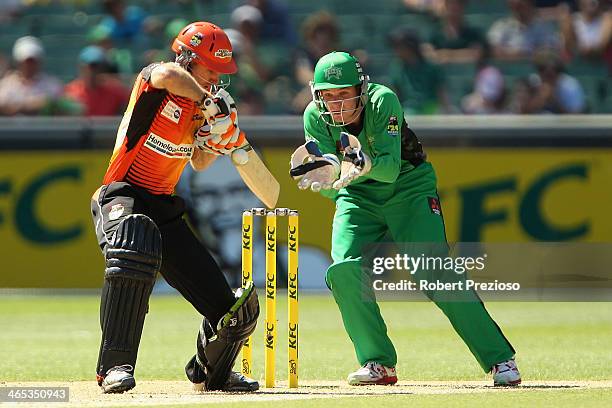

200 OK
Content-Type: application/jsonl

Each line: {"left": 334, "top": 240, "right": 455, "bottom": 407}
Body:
{"left": 0, "top": 0, "right": 610, "bottom": 116}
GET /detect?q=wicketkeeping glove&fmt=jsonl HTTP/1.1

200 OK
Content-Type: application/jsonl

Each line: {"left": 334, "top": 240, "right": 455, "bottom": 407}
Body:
{"left": 290, "top": 141, "right": 340, "bottom": 192}
{"left": 332, "top": 132, "right": 371, "bottom": 190}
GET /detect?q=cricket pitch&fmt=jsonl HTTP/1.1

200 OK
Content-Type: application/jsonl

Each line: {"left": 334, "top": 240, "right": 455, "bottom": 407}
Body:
{"left": 2, "top": 380, "right": 611, "bottom": 407}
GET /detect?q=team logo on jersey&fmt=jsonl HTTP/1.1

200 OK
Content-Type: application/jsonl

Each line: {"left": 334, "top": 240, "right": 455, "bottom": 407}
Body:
{"left": 161, "top": 101, "right": 182, "bottom": 124}
{"left": 428, "top": 197, "right": 441, "bottom": 216}
{"left": 325, "top": 66, "right": 342, "bottom": 80}
{"left": 190, "top": 33, "right": 203, "bottom": 47}
{"left": 387, "top": 116, "right": 399, "bottom": 137}
{"left": 145, "top": 133, "right": 193, "bottom": 159}
{"left": 108, "top": 203, "right": 124, "bottom": 220}
{"left": 215, "top": 49, "right": 232, "bottom": 59}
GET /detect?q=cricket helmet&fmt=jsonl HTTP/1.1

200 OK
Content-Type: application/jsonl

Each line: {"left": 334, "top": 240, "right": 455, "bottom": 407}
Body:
{"left": 172, "top": 22, "right": 237, "bottom": 74}
{"left": 310, "top": 51, "right": 369, "bottom": 126}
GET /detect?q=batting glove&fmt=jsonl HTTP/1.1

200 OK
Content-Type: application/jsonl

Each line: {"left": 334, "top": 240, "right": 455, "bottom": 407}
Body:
{"left": 200, "top": 90, "right": 246, "bottom": 151}
{"left": 194, "top": 121, "right": 243, "bottom": 155}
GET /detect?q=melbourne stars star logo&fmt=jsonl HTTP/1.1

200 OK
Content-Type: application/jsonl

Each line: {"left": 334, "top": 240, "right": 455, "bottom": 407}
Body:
{"left": 324, "top": 64, "right": 343, "bottom": 81}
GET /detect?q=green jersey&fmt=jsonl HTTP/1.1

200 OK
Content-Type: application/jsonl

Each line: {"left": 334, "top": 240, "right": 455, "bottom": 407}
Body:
{"left": 303, "top": 82, "right": 419, "bottom": 198}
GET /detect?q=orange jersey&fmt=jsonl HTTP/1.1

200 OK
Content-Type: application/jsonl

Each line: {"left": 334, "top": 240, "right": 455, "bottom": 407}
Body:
{"left": 103, "top": 64, "right": 204, "bottom": 195}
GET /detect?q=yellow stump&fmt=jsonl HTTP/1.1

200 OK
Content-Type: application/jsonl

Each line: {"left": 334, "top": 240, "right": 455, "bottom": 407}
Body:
{"left": 287, "top": 211, "right": 299, "bottom": 388}
{"left": 264, "top": 211, "right": 277, "bottom": 388}
{"left": 240, "top": 210, "right": 253, "bottom": 377}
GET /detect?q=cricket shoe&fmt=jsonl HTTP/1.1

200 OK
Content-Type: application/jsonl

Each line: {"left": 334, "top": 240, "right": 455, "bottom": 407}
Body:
{"left": 492, "top": 359, "right": 521, "bottom": 386}
{"left": 347, "top": 361, "right": 398, "bottom": 385}
{"left": 193, "top": 371, "right": 259, "bottom": 392}
{"left": 99, "top": 365, "right": 136, "bottom": 393}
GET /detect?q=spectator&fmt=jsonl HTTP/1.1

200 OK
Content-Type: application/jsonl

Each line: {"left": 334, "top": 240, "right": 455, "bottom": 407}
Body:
{"left": 99, "top": 0, "right": 149, "bottom": 45}
{"left": 291, "top": 11, "right": 341, "bottom": 113}
{"left": 403, "top": 0, "right": 446, "bottom": 16}
{"left": 560, "top": 0, "right": 612, "bottom": 62}
{"left": 143, "top": 18, "right": 189, "bottom": 66}
{"left": 231, "top": 5, "right": 270, "bottom": 82}
{"left": 230, "top": 4, "right": 292, "bottom": 112}
{"left": 488, "top": 0, "right": 561, "bottom": 60}
{"left": 516, "top": 51, "right": 586, "bottom": 113}
{"left": 0, "top": 36, "right": 62, "bottom": 116}
{"left": 64, "top": 46, "right": 130, "bottom": 116}
{"left": 387, "top": 27, "right": 452, "bottom": 114}
{"left": 424, "top": 0, "right": 486, "bottom": 64}
{"left": 509, "top": 76, "right": 537, "bottom": 112}
{"left": 223, "top": 28, "right": 267, "bottom": 115}
{"left": 245, "top": 0, "right": 297, "bottom": 45}
{"left": 461, "top": 66, "right": 509, "bottom": 113}
{"left": 0, "top": 0, "right": 24, "bottom": 23}
{"left": 88, "top": 24, "right": 134, "bottom": 76}
{"left": 536, "top": 0, "right": 578, "bottom": 20}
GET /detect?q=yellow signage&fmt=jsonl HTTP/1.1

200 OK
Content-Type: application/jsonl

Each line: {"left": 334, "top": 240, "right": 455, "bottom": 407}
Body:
{"left": 430, "top": 149, "right": 611, "bottom": 242}
{"left": 0, "top": 152, "right": 108, "bottom": 287}
{"left": 1, "top": 148, "right": 610, "bottom": 288}
{"left": 267, "top": 148, "right": 612, "bottom": 253}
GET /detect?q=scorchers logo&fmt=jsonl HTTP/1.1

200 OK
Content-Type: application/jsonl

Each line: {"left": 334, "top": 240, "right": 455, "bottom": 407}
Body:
{"left": 190, "top": 33, "right": 203, "bottom": 47}
{"left": 144, "top": 133, "right": 193, "bottom": 159}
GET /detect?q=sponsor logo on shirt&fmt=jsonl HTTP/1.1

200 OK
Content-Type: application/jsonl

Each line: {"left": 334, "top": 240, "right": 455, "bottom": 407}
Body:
{"left": 144, "top": 133, "right": 193, "bottom": 159}
{"left": 428, "top": 197, "right": 442, "bottom": 216}
{"left": 387, "top": 116, "right": 399, "bottom": 137}
{"left": 161, "top": 101, "right": 182, "bottom": 124}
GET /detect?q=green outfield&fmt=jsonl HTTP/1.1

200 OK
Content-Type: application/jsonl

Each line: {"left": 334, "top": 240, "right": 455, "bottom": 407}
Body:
{"left": 1, "top": 293, "right": 611, "bottom": 407}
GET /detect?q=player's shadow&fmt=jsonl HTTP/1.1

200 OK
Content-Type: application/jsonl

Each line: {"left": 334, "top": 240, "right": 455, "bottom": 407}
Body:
{"left": 242, "top": 383, "right": 583, "bottom": 395}
{"left": 252, "top": 390, "right": 415, "bottom": 396}
{"left": 506, "top": 384, "right": 581, "bottom": 389}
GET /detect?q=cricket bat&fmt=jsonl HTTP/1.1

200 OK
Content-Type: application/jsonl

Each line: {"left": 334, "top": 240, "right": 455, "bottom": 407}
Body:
{"left": 200, "top": 96, "right": 279, "bottom": 208}
{"left": 231, "top": 142, "right": 280, "bottom": 209}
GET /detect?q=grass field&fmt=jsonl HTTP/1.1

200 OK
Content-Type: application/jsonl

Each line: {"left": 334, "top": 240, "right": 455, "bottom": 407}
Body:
{"left": 1, "top": 293, "right": 611, "bottom": 407}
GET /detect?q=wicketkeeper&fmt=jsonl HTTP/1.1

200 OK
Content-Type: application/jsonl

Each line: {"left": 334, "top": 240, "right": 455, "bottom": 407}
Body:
{"left": 90, "top": 22, "right": 259, "bottom": 393}
{"left": 290, "top": 51, "right": 521, "bottom": 386}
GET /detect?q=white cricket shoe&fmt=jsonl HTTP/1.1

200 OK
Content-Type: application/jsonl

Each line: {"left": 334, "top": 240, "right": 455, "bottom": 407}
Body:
{"left": 100, "top": 365, "right": 136, "bottom": 393}
{"left": 492, "top": 359, "right": 521, "bottom": 386}
{"left": 347, "top": 361, "right": 398, "bottom": 385}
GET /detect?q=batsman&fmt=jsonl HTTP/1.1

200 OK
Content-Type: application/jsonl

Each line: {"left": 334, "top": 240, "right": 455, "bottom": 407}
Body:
{"left": 290, "top": 51, "right": 521, "bottom": 386}
{"left": 90, "top": 22, "right": 259, "bottom": 394}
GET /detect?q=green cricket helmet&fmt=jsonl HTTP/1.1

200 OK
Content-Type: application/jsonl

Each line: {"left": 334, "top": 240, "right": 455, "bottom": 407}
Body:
{"left": 310, "top": 51, "right": 369, "bottom": 127}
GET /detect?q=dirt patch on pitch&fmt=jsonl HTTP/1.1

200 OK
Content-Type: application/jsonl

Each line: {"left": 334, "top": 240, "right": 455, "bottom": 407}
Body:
{"left": 2, "top": 380, "right": 611, "bottom": 407}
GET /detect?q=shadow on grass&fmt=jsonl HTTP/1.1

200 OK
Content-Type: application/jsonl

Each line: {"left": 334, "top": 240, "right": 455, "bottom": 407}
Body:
{"left": 236, "top": 383, "right": 583, "bottom": 396}
{"left": 509, "top": 384, "right": 581, "bottom": 389}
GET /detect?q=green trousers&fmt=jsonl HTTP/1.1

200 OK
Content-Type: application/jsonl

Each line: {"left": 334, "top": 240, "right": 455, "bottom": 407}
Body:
{"left": 326, "top": 162, "right": 515, "bottom": 371}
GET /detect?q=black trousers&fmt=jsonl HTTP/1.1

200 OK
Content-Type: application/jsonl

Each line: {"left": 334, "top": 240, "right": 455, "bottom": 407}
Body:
{"left": 91, "top": 181, "right": 235, "bottom": 327}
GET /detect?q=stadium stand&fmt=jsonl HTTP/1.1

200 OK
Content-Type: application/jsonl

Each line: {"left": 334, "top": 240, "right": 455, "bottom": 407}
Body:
{"left": 0, "top": 0, "right": 609, "bottom": 114}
